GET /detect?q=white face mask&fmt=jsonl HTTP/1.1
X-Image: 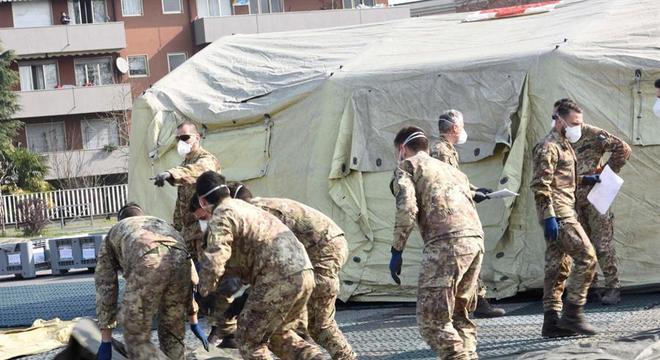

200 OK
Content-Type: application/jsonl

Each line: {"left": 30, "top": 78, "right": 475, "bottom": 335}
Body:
{"left": 456, "top": 128, "right": 468, "bottom": 145}
{"left": 177, "top": 140, "right": 192, "bottom": 157}
{"left": 198, "top": 220, "right": 208, "bottom": 233}
{"left": 551, "top": 119, "right": 556, "bottom": 129}
{"left": 564, "top": 124, "right": 582, "bottom": 143}
{"left": 653, "top": 98, "right": 660, "bottom": 118}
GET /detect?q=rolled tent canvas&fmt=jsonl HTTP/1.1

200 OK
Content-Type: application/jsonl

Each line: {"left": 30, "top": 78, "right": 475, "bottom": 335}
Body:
{"left": 128, "top": 0, "right": 660, "bottom": 301}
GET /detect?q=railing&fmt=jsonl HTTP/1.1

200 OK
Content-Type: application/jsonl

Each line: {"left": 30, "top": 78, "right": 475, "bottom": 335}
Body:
{"left": 0, "top": 184, "right": 127, "bottom": 225}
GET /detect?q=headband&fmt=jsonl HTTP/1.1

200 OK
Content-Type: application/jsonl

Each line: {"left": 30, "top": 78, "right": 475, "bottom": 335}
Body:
{"left": 233, "top": 185, "right": 243, "bottom": 199}
{"left": 402, "top": 131, "right": 427, "bottom": 147}
{"left": 200, "top": 184, "right": 228, "bottom": 199}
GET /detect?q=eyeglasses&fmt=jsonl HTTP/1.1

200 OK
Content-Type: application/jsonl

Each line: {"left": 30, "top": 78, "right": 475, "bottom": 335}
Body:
{"left": 176, "top": 134, "right": 193, "bottom": 142}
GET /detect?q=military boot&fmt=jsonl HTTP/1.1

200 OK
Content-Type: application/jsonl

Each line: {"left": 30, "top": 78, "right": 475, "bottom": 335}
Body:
{"left": 218, "top": 334, "right": 238, "bottom": 349}
{"left": 586, "top": 287, "right": 603, "bottom": 304}
{"left": 601, "top": 288, "right": 621, "bottom": 305}
{"left": 207, "top": 326, "right": 221, "bottom": 347}
{"left": 542, "top": 310, "right": 576, "bottom": 338}
{"left": 473, "top": 296, "right": 506, "bottom": 318}
{"left": 557, "top": 302, "right": 597, "bottom": 335}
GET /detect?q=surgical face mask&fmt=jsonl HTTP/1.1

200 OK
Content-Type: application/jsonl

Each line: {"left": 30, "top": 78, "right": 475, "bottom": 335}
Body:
{"left": 456, "top": 128, "right": 468, "bottom": 145}
{"left": 198, "top": 220, "right": 208, "bottom": 233}
{"left": 177, "top": 140, "right": 192, "bottom": 156}
{"left": 551, "top": 119, "right": 556, "bottom": 129}
{"left": 653, "top": 98, "right": 660, "bottom": 118}
{"left": 564, "top": 123, "right": 582, "bottom": 143}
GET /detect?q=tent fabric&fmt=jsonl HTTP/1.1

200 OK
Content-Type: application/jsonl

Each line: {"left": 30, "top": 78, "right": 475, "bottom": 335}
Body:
{"left": 128, "top": 0, "right": 660, "bottom": 301}
{"left": 0, "top": 318, "right": 77, "bottom": 358}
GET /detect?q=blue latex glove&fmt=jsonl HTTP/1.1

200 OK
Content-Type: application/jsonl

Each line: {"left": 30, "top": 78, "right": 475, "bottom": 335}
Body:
{"left": 544, "top": 217, "right": 559, "bottom": 241}
{"left": 97, "top": 341, "right": 112, "bottom": 360}
{"left": 582, "top": 175, "right": 601, "bottom": 185}
{"left": 191, "top": 323, "right": 209, "bottom": 352}
{"left": 389, "top": 247, "right": 403, "bottom": 285}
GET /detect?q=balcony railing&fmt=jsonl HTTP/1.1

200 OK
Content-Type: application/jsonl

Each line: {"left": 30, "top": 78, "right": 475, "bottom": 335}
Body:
{"left": 193, "top": 7, "right": 410, "bottom": 45}
{"left": 13, "top": 84, "right": 132, "bottom": 119}
{"left": 41, "top": 147, "right": 129, "bottom": 181}
{"left": 0, "top": 22, "right": 126, "bottom": 58}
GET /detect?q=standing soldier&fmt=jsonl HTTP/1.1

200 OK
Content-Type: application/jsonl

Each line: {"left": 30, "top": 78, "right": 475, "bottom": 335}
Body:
{"left": 555, "top": 99, "right": 631, "bottom": 305}
{"left": 431, "top": 109, "right": 506, "bottom": 318}
{"left": 195, "top": 171, "right": 324, "bottom": 360}
{"left": 95, "top": 203, "right": 207, "bottom": 360}
{"left": 228, "top": 182, "right": 356, "bottom": 360}
{"left": 389, "top": 126, "right": 484, "bottom": 360}
{"left": 531, "top": 101, "right": 598, "bottom": 338}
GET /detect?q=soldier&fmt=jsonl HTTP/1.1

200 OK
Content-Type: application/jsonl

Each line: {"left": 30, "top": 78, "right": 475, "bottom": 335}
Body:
{"left": 431, "top": 109, "right": 506, "bottom": 318}
{"left": 228, "top": 182, "right": 356, "bottom": 360}
{"left": 654, "top": 79, "right": 660, "bottom": 117}
{"left": 195, "top": 171, "right": 324, "bottom": 360}
{"left": 95, "top": 203, "right": 207, "bottom": 360}
{"left": 531, "top": 101, "right": 598, "bottom": 337}
{"left": 389, "top": 126, "right": 484, "bottom": 360}
{"left": 554, "top": 99, "right": 631, "bottom": 305}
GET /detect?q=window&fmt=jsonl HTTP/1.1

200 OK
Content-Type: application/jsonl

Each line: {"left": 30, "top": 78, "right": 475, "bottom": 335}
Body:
{"left": 167, "top": 53, "right": 187, "bottom": 72}
{"left": 162, "top": 0, "right": 182, "bottom": 13}
{"left": 258, "top": 0, "right": 281, "bottom": 13}
{"left": 197, "top": 0, "right": 232, "bottom": 17}
{"left": 127, "top": 55, "right": 149, "bottom": 77}
{"left": 12, "top": 0, "right": 53, "bottom": 28}
{"left": 343, "top": 0, "right": 375, "bottom": 8}
{"left": 68, "top": 0, "right": 108, "bottom": 24}
{"left": 82, "top": 119, "right": 119, "bottom": 150}
{"left": 26, "top": 122, "right": 66, "bottom": 153}
{"left": 74, "top": 58, "right": 114, "bottom": 86}
{"left": 121, "top": 0, "right": 143, "bottom": 16}
{"left": 18, "top": 63, "right": 58, "bottom": 91}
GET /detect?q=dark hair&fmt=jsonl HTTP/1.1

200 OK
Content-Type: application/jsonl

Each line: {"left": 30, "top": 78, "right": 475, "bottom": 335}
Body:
{"left": 177, "top": 120, "right": 199, "bottom": 134}
{"left": 553, "top": 98, "right": 575, "bottom": 109}
{"left": 189, "top": 193, "right": 201, "bottom": 213}
{"left": 196, "top": 171, "right": 229, "bottom": 205}
{"left": 437, "top": 109, "right": 462, "bottom": 134}
{"left": 655, "top": 79, "right": 660, "bottom": 89}
{"left": 393, "top": 126, "right": 428, "bottom": 152}
{"left": 118, "top": 202, "right": 143, "bottom": 221}
{"left": 228, "top": 182, "right": 253, "bottom": 201}
{"left": 556, "top": 101, "right": 582, "bottom": 119}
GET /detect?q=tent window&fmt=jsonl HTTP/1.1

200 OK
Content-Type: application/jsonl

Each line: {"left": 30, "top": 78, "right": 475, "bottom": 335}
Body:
{"left": 26, "top": 122, "right": 66, "bottom": 153}
{"left": 632, "top": 79, "right": 660, "bottom": 146}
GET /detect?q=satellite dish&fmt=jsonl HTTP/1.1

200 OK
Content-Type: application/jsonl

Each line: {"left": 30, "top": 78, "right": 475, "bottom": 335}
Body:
{"left": 116, "top": 57, "right": 129, "bottom": 74}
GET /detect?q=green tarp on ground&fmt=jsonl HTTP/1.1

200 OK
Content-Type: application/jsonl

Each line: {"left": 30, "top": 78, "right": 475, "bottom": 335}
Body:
{"left": 128, "top": 0, "right": 660, "bottom": 301}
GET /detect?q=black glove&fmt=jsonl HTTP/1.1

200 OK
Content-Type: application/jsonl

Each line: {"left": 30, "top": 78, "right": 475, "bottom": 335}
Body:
{"left": 224, "top": 289, "right": 249, "bottom": 320}
{"left": 153, "top": 172, "right": 171, "bottom": 187}
{"left": 582, "top": 175, "right": 601, "bottom": 186}
{"left": 476, "top": 187, "right": 493, "bottom": 194}
{"left": 218, "top": 277, "right": 243, "bottom": 297}
{"left": 473, "top": 192, "right": 490, "bottom": 203}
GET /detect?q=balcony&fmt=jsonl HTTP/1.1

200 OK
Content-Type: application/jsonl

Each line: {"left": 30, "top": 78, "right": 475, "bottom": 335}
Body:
{"left": 193, "top": 7, "right": 411, "bottom": 45}
{"left": 13, "top": 84, "right": 132, "bottom": 119}
{"left": 0, "top": 22, "right": 126, "bottom": 58}
{"left": 43, "top": 147, "right": 129, "bottom": 180}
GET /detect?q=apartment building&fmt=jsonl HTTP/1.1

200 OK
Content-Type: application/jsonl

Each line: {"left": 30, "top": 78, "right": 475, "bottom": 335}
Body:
{"left": 0, "top": 0, "right": 407, "bottom": 188}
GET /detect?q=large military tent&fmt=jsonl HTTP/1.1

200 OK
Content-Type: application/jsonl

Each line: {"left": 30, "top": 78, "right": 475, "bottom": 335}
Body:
{"left": 128, "top": 0, "right": 660, "bottom": 301}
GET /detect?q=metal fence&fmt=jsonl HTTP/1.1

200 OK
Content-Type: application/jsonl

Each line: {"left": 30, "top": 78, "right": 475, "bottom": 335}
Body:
{"left": 0, "top": 184, "right": 127, "bottom": 225}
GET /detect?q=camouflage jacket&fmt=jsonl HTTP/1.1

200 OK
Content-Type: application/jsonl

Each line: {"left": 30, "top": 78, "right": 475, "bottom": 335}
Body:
{"left": 572, "top": 124, "right": 631, "bottom": 201}
{"left": 95, "top": 216, "right": 187, "bottom": 329}
{"left": 531, "top": 129, "right": 578, "bottom": 221}
{"left": 198, "top": 198, "right": 312, "bottom": 297}
{"left": 249, "top": 197, "right": 346, "bottom": 264}
{"left": 392, "top": 151, "right": 483, "bottom": 251}
{"left": 430, "top": 136, "right": 477, "bottom": 192}
{"left": 167, "top": 147, "right": 220, "bottom": 246}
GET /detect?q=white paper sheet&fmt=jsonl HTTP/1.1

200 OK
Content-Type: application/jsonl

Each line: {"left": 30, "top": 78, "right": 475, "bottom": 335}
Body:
{"left": 59, "top": 245, "right": 73, "bottom": 260}
{"left": 487, "top": 189, "right": 519, "bottom": 199}
{"left": 82, "top": 245, "right": 96, "bottom": 260}
{"left": 8, "top": 253, "right": 21, "bottom": 266}
{"left": 33, "top": 247, "right": 45, "bottom": 264}
{"left": 587, "top": 165, "right": 624, "bottom": 215}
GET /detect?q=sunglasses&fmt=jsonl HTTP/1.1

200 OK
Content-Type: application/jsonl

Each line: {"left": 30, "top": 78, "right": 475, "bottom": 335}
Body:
{"left": 176, "top": 134, "right": 194, "bottom": 142}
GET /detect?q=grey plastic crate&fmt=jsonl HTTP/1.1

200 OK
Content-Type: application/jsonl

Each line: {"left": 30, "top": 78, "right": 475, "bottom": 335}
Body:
{"left": 0, "top": 240, "right": 50, "bottom": 279}
{"left": 48, "top": 234, "right": 104, "bottom": 275}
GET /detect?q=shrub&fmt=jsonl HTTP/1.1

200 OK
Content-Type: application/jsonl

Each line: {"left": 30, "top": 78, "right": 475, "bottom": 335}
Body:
{"left": 17, "top": 198, "right": 49, "bottom": 236}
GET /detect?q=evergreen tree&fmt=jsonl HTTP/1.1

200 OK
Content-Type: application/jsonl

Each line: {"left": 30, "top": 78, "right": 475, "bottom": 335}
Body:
{"left": 0, "top": 48, "right": 21, "bottom": 146}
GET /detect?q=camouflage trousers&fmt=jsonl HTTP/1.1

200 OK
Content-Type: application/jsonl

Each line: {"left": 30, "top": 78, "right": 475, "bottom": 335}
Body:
{"left": 192, "top": 262, "right": 238, "bottom": 338}
{"left": 576, "top": 199, "right": 620, "bottom": 289}
{"left": 118, "top": 246, "right": 191, "bottom": 360}
{"left": 417, "top": 236, "right": 484, "bottom": 360}
{"left": 236, "top": 269, "right": 324, "bottom": 360}
{"left": 305, "top": 236, "right": 356, "bottom": 360}
{"left": 543, "top": 217, "right": 597, "bottom": 312}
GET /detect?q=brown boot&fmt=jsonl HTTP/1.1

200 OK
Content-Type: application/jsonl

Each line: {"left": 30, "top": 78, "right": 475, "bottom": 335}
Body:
{"left": 473, "top": 295, "right": 506, "bottom": 318}
{"left": 557, "top": 302, "right": 597, "bottom": 335}
{"left": 542, "top": 310, "right": 576, "bottom": 338}
{"left": 601, "top": 288, "right": 621, "bottom": 305}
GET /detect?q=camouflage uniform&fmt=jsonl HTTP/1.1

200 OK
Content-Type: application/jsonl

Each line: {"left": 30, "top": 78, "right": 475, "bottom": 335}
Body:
{"left": 430, "top": 136, "right": 486, "bottom": 299}
{"left": 571, "top": 124, "right": 631, "bottom": 290}
{"left": 249, "top": 197, "right": 355, "bottom": 360}
{"left": 200, "top": 198, "right": 324, "bottom": 360}
{"left": 95, "top": 216, "right": 191, "bottom": 360}
{"left": 393, "top": 152, "right": 484, "bottom": 360}
{"left": 531, "top": 129, "right": 597, "bottom": 312}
